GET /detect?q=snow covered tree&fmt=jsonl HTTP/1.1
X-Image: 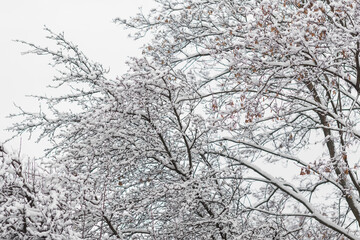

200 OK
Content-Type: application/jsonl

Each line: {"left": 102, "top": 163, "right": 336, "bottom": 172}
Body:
{"left": 8, "top": 0, "right": 360, "bottom": 239}
{"left": 0, "top": 146, "right": 80, "bottom": 239}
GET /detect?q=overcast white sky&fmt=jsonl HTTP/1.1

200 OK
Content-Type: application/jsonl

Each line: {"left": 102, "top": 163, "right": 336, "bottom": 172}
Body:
{"left": 0, "top": 1, "right": 155, "bottom": 157}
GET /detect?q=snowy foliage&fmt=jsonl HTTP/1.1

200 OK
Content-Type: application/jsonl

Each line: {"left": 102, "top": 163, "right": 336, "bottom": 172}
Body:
{"left": 6, "top": 0, "right": 360, "bottom": 239}
{"left": 0, "top": 147, "right": 80, "bottom": 239}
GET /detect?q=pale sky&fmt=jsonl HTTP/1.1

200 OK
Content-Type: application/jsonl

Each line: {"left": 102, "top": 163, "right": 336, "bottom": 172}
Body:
{"left": 0, "top": 1, "right": 155, "bottom": 157}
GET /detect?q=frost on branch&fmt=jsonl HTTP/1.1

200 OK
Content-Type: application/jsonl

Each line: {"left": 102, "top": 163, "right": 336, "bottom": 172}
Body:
{"left": 8, "top": 0, "right": 360, "bottom": 239}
